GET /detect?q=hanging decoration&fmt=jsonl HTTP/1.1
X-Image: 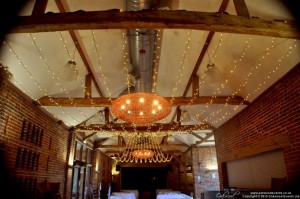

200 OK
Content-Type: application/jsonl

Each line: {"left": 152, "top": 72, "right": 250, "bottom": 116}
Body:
{"left": 111, "top": 134, "right": 173, "bottom": 163}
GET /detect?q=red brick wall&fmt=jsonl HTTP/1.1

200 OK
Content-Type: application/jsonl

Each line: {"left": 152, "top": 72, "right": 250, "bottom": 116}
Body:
{"left": 0, "top": 78, "right": 71, "bottom": 198}
{"left": 192, "top": 146, "right": 220, "bottom": 198}
{"left": 215, "top": 64, "right": 300, "bottom": 191}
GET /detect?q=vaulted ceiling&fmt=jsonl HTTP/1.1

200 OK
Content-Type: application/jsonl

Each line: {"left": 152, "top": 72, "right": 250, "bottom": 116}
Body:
{"left": 1, "top": 0, "right": 299, "bottom": 163}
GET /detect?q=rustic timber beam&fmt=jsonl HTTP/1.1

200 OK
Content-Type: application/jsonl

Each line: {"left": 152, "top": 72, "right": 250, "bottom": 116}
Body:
{"left": 37, "top": 95, "right": 250, "bottom": 107}
{"left": 10, "top": 10, "right": 300, "bottom": 39}
{"left": 172, "top": 0, "right": 229, "bottom": 124}
{"left": 233, "top": 0, "right": 250, "bottom": 17}
{"left": 196, "top": 132, "right": 214, "bottom": 146}
{"left": 190, "top": 132, "right": 204, "bottom": 140}
{"left": 32, "top": 0, "right": 48, "bottom": 16}
{"left": 192, "top": 74, "right": 199, "bottom": 97}
{"left": 85, "top": 74, "right": 92, "bottom": 98}
{"left": 55, "top": 0, "right": 104, "bottom": 97}
{"left": 75, "top": 123, "right": 215, "bottom": 133}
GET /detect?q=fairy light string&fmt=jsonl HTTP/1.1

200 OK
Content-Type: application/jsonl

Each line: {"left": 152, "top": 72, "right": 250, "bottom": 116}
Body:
{"left": 29, "top": 33, "right": 89, "bottom": 123}
{"left": 2, "top": 39, "right": 73, "bottom": 125}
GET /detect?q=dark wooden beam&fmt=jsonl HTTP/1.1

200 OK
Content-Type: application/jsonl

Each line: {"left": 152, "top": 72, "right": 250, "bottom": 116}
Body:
{"left": 104, "top": 107, "right": 109, "bottom": 124}
{"left": 83, "top": 132, "right": 97, "bottom": 141}
{"left": 10, "top": 10, "right": 300, "bottom": 39}
{"left": 196, "top": 132, "right": 214, "bottom": 146}
{"left": 171, "top": 0, "right": 229, "bottom": 124}
{"left": 233, "top": 0, "right": 250, "bottom": 17}
{"left": 32, "top": 0, "right": 48, "bottom": 16}
{"left": 192, "top": 74, "right": 199, "bottom": 97}
{"left": 37, "top": 95, "right": 250, "bottom": 106}
{"left": 177, "top": 107, "right": 182, "bottom": 124}
{"left": 190, "top": 132, "right": 204, "bottom": 140}
{"left": 85, "top": 74, "right": 92, "bottom": 98}
{"left": 55, "top": 0, "right": 104, "bottom": 97}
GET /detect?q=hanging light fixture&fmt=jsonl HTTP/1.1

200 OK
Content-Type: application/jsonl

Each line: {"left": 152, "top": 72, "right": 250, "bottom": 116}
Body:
{"left": 60, "top": 41, "right": 79, "bottom": 81}
{"left": 203, "top": 63, "right": 222, "bottom": 84}
{"left": 111, "top": 92, "right": 171, "bottom": 124}
{"left": 131, "top": 149, "right": 154, "bottom": 159}
{"left": 202, "top": 49, "right": 223, "bottom": 84}
{"left": 111, "top": 134, "right": 173, "bottom": 163}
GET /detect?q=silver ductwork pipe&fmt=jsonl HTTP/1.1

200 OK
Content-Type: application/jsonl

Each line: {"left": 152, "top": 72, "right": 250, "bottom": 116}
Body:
{"left": 124, "top": 0, "right": 156, "bottom": 93}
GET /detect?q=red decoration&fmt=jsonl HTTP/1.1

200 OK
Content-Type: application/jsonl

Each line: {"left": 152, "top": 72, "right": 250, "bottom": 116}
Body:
{"left": 139, "top": 49, "right": 146, "bottom": 54}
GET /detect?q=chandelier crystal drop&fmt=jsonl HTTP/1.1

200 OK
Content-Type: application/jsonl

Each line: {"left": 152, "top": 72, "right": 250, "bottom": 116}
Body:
{"left": 111, "top": 92, "right": 172, "bottom": 124}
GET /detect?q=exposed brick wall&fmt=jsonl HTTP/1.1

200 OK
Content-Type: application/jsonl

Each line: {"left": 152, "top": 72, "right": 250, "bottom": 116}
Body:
{"left": 215, "top": 64, "right": 300, "bottom": 191}
{"left": 0, "top": 79, "right": 70, "bottom": 198}
{"left": 192, "top": 146, "right": 220, "bottom": 199}
{"left": 91, "top": 149, "right": 112, "bottom": 196}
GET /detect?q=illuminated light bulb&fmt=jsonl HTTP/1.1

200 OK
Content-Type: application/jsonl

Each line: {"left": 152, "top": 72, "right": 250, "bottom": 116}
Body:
{"left": 139, "top": 98, "right": 144, "bottom": 103}
{"left": 126, "top": 99, "right": 130, "bottom": 104}
{"left": 153, "top": 100, "right": 158, "bottom": 105}
{"left": 121, "top": 105, "right": 125, "bottom": 110}
{"left": 158, "top": 105, "right": 162, "bottom": 110}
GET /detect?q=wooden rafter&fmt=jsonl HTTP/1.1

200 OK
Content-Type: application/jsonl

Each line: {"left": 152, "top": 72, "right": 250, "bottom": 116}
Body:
{"left": 171, "top": 0, "right": 230, "bottom": 124}
{"left": 10, "top": 10, "right": 300, "bottom": 39}
{"left": 32, "top": 0, "right": 48, "bottom": 16}
{"left": 85, "top": 74, "right": 92, "bottom": 98}
{"left": 192, "top": 74, "right": 199, "bottom": 97}
{"left": 37, "top": 95, "right": 250, "bottom": 107}
{"left": 55, "top": 0, "right": 104, "bottom": 97}
{"left": 233, "top": 0, "right": 250, "bottom": 17}
{"left": 190, "top": 132, "right": 204, "bottom": 140}
{"left": 196, "top": 132, "right": 214, "bottom": 146}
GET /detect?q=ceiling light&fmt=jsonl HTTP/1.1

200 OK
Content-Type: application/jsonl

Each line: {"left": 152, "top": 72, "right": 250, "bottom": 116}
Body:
{"left": 111, "top": 134, "right": 173, "bottom": 163}
{"left": 60, "top": 60, "right": 78, "bottom": 81}
{"left": 131, "top": 149, "right": 154, "bottom": 159}
{"left": 111, "top": 92, "right": 172, "bottom": 124}
{"left": 203, "top": 63, "right": 222, "bottom": 84}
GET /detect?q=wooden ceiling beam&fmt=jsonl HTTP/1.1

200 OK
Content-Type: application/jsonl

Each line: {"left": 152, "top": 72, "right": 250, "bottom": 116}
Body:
{"left": 171, "top": 0, "right": 229, "bottom": 124}
{"left": 76, "top": 123, "right": 215, "bottom": 133}
{"left": 10, "top": 10, "right": 300, "bottom": 39}
{"left": 85, "top": 74, "right": 92, "bottom": 98}
{"left": 233, "top": 0, "right": 250, "bottom": 17}
{"left": 196, "top": 132, "right": 214, "bottom": 146}
{"left": 192, "top": 74, "right": 200, "bottom": 97}
{"left": 55, "top": 0, "right": 104, "bottom": 97}
{"left": 190, "top": 132, "right": 204, "bottom": 140}
{"left": 32, "top": 0, "right": 48, "bottom": 16}
{"left": 37, "top": 95, "right": 249, "bottom": 107}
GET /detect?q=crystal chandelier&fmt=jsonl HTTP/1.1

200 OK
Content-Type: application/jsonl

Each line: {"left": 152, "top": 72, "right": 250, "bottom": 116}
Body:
{"left": 111, "top": 92, "right": 172, "bottom": 124}
{"left": 111, "top": 134, "right": 173, "bottom": 163}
